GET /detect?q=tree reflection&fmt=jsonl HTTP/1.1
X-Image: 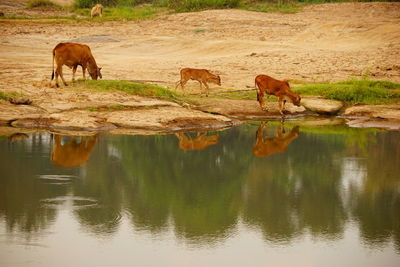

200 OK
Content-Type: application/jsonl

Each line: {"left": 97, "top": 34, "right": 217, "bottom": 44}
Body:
{"left": 350, "top": 131, "right": 400, "bottom": 250}
{"left": 0, "top": 134, "right": 68, "bottom": 234}
{"left": 0, "top": 126, "right": 399, "bottom": 252}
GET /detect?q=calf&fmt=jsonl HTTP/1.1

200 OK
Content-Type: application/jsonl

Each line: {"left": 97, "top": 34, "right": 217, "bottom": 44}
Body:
{"left": 91, "top": 4, "right": 104, "bottom": 18}
{"left": 255, "top": 74, "right": 301, "bottom": 115}
{"left": 51, "top": 43, "right": 102, "bottom": 87}
{"left": 175, "top": 68, "right": 221, "bottom": 96}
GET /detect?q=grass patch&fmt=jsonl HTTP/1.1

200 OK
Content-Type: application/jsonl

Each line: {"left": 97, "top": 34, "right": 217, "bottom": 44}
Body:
{"left": 293, "top": 79, "right": 400, "bottom": 104}
{"left": 168, "top": 0, "right": 241, "bottom": 12}
{"left": 77, "top": 79, "right": 182, "bottom": 102}
{"left": 214, "top": 89, "right": 256, "bottom": 100}
{"left": 73, "top": 6, "right": 163, "bottom": 21}
{"left": 193, "top": 28, "right": 206, "bottom": 33}
{"left": 87, "top": 104, "right": 133, "bottom": 111}
{"left": 0, "top": 91, "right": 23, "bottom": 101}
{"left": 241, "top": 0, "right": 302, "bottom": 14}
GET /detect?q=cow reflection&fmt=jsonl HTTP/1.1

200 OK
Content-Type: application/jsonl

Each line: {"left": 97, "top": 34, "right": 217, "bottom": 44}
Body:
{"left": 253, "top": 122, "right": 300, "bottom": 158}
{"left": 51, "top": 135, "right": 97, "bottom": 167}
{"left": 175, "top": 132, "right": 219, "bottom": 151}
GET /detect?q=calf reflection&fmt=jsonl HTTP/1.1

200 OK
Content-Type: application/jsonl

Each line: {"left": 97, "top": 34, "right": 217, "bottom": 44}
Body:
{"left": 253, "top": 122, "right": 300, "bottom": 157}
{"left": 51, "top": 135, "right": 97, "bottom": 167}
{"left": 175, "top": 132, "right": 219, "bottom": 151}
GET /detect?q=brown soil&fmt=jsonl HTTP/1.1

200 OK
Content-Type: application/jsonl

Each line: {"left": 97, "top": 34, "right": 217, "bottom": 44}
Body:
{"left": 0, "top": 2, "right": 400, "bottom": 134}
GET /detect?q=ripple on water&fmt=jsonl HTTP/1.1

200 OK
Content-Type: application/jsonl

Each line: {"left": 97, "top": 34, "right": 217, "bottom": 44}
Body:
{"left": 41, "top": 196, "right": 98, "bottom": 210}
{"left": 37, "top": 174, "right": 78, "bottom": 185}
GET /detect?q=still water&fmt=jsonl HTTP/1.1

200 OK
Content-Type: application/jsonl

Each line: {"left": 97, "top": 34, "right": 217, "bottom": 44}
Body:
{"left": 1, "top": 123, "right": 399, "bottom": 267}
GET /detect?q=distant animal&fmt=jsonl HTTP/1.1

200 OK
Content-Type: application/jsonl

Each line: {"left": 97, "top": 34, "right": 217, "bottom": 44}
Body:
{"left": 91, "top": 4, "right": 104, "bottom": 18}
{"left": 252, "top": 122, "right": 300, "bottom": 158}
{"left": 175, "top": 132, "right": 220, "bottom": 151}
{"left": 51, "top": 42, "right": 102, "bottom": 87}
{"left": 255, "top": 74, "right": 301, "bottom": 115}
{"left": 175, "top": 68, "right": 221, "bottom": 96}
{"left": 51, "top": 135, "right": 97, "bottom": 168}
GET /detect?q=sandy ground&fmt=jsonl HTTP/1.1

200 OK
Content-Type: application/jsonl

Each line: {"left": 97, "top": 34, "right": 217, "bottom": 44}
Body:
{"left": 0, "top": 2, "right": 400, "bottom": 133}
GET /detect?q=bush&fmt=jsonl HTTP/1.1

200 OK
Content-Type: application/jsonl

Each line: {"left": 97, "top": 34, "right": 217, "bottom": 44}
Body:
{"left": 168, "top": 0, "right": 241, "bottom": 11}
{"left": 27, "top": 0, "right": 61, "bottom": 8}
{"left": 74, "top": 0, "right": 152, "bottom": 8}
{"left": 74, "top": 0, "right": 240, "bottom": 9}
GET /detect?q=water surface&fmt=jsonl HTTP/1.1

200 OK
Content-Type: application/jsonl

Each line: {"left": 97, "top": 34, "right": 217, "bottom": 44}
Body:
{"left": 1, "top": 123, "right": 399, "bottom": 267}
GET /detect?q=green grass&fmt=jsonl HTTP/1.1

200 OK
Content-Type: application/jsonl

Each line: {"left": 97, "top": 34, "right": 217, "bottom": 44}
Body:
{"left": 293, "top": 79, "right": 400, "bottom": 104}
{"left": 77, "top": 79, "right": 182, "bottom": 102}
{"left": 193, "top": 28, "right": 206, "bottom": 33}
{"left": 87, "top": 104, "right": 134, "bottom": 111}
{"left": 74, "top": 6, "right": 163, "bottom": 21}
{"left": 241, "top": 0, "right": 302, "bottom": 14}
{"left": 0, "top": 91, "right": 23, "bottom": 101}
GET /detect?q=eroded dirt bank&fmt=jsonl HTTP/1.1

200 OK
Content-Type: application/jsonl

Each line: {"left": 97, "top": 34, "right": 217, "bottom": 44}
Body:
{"left": 0, "top": 2, "right": 400, "bottom": 134}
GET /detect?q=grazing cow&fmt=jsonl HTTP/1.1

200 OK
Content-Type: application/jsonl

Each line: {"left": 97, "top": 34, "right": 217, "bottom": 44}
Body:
{"left": 255, "top": 74, "right": 301, "bottom": 115}
{"left": 252, "top": 122, "right": 300, "bottom": 158}
{"left": 175, "top": 132, "right": 219, "bottom": 151}
{"left": 91, "top": 4, "right": 104, "bottom": 18}
{"left": 175, "top": 68, "right": 221, "bottom": 96}
{"left": 51, "top": 43, "right": 102, "bottom": 87}
{"left": 51, "top": 135, "right": 97, "bottom": 168}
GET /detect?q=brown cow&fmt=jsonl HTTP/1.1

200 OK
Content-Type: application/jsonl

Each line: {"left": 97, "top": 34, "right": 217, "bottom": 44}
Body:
{"left": 51, "top": 43, "right": 102, "bottom": 87}
{"left": 255, "top": 74, "right": 301, "bottom": 115}
{"left": 252, "top": 122, "right": 300, "bottom": 158}
{"left": 175, "top": 132, "right": 220, "bottom": 151}
{"left": 51, "top": 135, "right": 97, "bottom": 168}
{"left": 175, "top": 68, "right": 221, "bottom": 96}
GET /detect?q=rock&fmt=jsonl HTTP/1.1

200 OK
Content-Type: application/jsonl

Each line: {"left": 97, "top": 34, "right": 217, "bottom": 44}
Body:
{"left": 9, "top": 97, "right": 32, "bottom": 105}
{"left": 346, "top": 118, "right": 400, "bottom": 131}
{"left": 301, "top": 97, "right": 343, "bottom": 115}
{"left": 343, "top": 104, "right": 400, "bottom": 121}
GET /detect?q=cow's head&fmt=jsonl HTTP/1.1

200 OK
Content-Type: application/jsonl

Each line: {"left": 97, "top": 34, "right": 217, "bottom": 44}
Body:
{"left": 89, "top": 67, "right": 102, "bottom": 80}
{"left": 211, "top": 75, "right": 221, "bottom": 86}
{"left": 292, "top": 94, "right": 301, "bottom": 107}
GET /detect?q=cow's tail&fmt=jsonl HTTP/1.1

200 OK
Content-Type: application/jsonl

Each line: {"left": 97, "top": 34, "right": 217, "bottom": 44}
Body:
{"left": 51, "top": 49, "right": 55, "bottom": 80}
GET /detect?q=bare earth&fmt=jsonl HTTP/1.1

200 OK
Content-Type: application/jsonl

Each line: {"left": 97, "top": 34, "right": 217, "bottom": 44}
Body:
{"left": 0, "top": 2, "right": 400, "bottom": 134}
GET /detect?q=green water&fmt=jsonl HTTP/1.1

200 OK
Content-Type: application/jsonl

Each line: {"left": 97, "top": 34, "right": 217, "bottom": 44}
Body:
{"left": 0, "top": 123, "right": 399, "bottom": 267}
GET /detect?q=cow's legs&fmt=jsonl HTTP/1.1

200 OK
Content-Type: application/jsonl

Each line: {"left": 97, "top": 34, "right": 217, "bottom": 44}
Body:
{"left": 180, "top": 79, "right": 188, "bottom": 91}
{"left": 82, "top": 65, "right": 87, "bottom": 80}
{"left": 257, "top": 90, "right": 266, "bottom": 110}
{"left": 203, "top": 82, "right": 209, "bottom": 97}
{"left": 54, "top": 68, "right": 60, "bottom": 88}
{"left": 72, "top": 65, "right": 77, "bottom": 82}
{"left": 278, "top": 96, "right": 285, "bottom": 115}
{"left": 55, "top": 66, "right": 68, "bottom": 87}
{"left": 198, "top": 81, "right": 203, "bottom": 93}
